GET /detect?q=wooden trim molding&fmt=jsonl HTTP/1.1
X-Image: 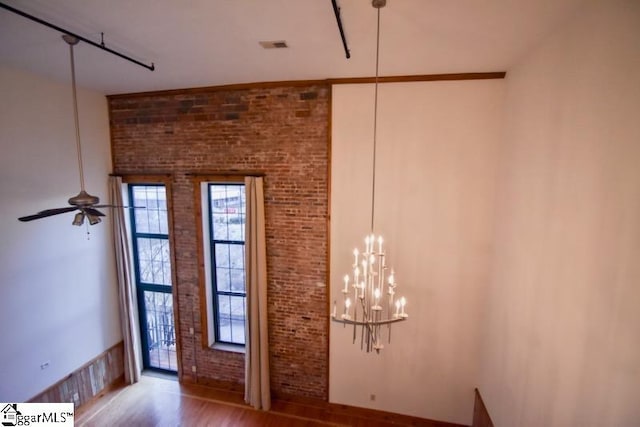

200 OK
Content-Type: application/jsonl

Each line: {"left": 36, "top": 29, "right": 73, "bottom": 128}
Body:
{"left": 191, "top": 174, "right": 246, "bottom": 351}
{"left": 29, "top": 342, "right": 124, "bottom": 407}
{"left": 108, "top": 79, "right": 329, "bottom": 99}
{"left": 116, "top": 174, "right": 175, "bottom": 188}
{"left": 192, "top": 178, "right": 209, "bottom": 350}
{"left": 328, "top": 72, "right": 506, "bottom": 85}
{"left": 107, "top": 72, "right": 506, "bottom": 100}
{"left": 112, "top": 173, "right": 173, "bottom": 181}
{"left": 186, "top": 172, "right": 264, "bottom": 180}
{"left": 270, "top": 392, "right": 468, "bottom": 427}
{"left": 325, "top": 82, "right": 333, "bottom": 409}
{"left": 472, "top": 388, "right": 495, "bottom": 427}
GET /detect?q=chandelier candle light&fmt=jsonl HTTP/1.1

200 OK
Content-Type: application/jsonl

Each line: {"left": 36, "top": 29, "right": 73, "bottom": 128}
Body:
{"left": 331, "top": 0, "right": 408, "bottom": 354}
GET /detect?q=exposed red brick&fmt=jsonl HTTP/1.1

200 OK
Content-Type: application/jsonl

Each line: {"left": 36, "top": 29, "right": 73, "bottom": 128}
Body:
{"left": 109, "top": 84, "right": 329, "bottom": 400}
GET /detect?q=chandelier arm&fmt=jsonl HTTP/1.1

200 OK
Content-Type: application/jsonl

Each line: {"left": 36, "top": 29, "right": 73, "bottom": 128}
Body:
{"left": 361, "top": 318, "right": 366, "bottom": 350}
{"left": 331, "top": 317, "right": 406, "bottom": 327}
{"left": 354, "top": 312, "right": 358, "bottom": 345}
{"left": 361, "top": 298, "right": 374, "bottom": 351}
{"left": 358, "top": 298, "right": 365, "bottom": 349}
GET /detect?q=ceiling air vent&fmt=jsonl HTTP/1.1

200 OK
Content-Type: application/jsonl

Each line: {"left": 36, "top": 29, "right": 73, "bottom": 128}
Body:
{"left": 259, "top": 40, "right": 288, "bottom": 49}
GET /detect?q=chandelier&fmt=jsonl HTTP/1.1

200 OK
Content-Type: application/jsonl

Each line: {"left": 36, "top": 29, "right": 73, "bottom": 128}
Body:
{"left": 331, "top": 0, "right": 408, "bottom": 353}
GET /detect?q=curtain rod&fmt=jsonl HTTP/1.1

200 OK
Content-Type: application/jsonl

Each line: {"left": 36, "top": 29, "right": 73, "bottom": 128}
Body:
{"left": 0, "top": 1, "right": 155, "bottom": 71}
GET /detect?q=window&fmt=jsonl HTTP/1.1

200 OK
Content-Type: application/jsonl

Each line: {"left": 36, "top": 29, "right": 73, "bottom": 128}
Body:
{"left": 206, "top": 183, "right": 247, "bottom": 346}
{"left": 128, "top": 184, "right": 177, "bottom": 372}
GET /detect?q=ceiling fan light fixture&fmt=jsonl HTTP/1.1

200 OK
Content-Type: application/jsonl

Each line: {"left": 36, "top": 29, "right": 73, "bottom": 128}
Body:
{"left": 68, "top": 190, "right": 100, "bottom": 206}
{"left": 87, "top": 214, "right": 102, "bottom": 225}
{"left": 17, "top": 34, "right": 142, "bottom": 225}
{"left": 72, "top": 212, "right": 84, "bottom": 226}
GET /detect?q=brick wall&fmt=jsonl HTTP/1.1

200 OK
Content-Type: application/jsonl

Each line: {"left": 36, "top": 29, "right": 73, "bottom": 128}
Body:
{"left": 108, "top": 83, "right": 330, "bottom": 399}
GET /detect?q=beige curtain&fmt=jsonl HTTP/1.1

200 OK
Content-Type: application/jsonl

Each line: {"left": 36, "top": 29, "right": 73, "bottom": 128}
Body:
{"left": 109, "top": 176, "right": 141, "bottom": 384}
{"left": 244, "top": 176, "right": 271, "bottom": 410}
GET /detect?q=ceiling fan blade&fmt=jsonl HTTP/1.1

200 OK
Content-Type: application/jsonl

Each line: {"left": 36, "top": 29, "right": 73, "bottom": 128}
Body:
{"left": 83, "top": 207, "right": 106, "bottom": 217}
{"left": 18, "top": 206, "right": 78, "bottom": 222}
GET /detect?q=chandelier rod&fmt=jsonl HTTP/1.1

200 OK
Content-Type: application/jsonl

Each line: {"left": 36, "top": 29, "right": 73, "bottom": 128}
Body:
{"left": 332, "top": 0, "right": 406, "bottom": 355}
{"left": 370, "top": 4, "right": 382, "bottom": 233}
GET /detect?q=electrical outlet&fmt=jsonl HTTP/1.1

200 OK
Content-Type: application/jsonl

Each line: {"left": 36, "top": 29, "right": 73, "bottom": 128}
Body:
{"left": 191, "top": 365, "right": 197, "bottom": 373}
{"left": 370, "top": 394, "right": 376, "bottom": 401}
{"left": 40, "top": 361, "right": 50, "bottom": 370}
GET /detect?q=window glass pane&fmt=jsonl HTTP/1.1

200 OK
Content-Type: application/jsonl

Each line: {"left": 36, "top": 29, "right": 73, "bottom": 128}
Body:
{"left": 228, "top": 214, "right": 244, "bottom": 241}
{"left": 143, "top": 290, "right": 177, "bottom": 371}
{"left": 229, "top": 245, "right": 244, "bottom": 268}
{"left": 229, "top": 295, "right": 246, "bottom": 344}
{"left": 217, "top": 295, "right": 246, "bottom": 345}
{"left": 133, "top": 186, "right": 168, "bottom": 234}
{"left": 215, "top": 244, "right": 230, "bottom": 268}
{"left": 210, "top": 185, "right": 245, "bottom": 242}
{"left": 230, "top": 267, "right": 245, "bottom": 293}
{"left": 216, "top": 267, "right": 231, "bottom": 292}
{"left": 137, "top": 237, "right": 172, "bottom": 285}
{"left": 158, "top": 209, "right": 169, "bottom": 235}
{"left": 212, "top": 214, "right": 229, "bottom": 241}
{"left": 217, "top": 294, "right": 231, "bottom": 341}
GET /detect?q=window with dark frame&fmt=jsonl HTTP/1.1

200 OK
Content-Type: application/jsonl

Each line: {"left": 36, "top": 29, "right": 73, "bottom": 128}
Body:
{"left": 207, "top": 183, "right": 247, "bottom": 346}
{"left": 128, "top": 184, "right": 177, "bottom": 372}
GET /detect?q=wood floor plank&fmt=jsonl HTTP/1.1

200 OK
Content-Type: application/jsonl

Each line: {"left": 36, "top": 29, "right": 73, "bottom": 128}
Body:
{"left": 77, "top": 376, "right": 338, "bottom": 427}
{"left": 76, "top": 375, "right": 465, "bottom": 427}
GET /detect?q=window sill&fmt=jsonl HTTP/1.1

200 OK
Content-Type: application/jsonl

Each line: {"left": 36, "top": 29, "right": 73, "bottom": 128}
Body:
{"left": 211, "top": 343, "right": 245, "bottom": 354}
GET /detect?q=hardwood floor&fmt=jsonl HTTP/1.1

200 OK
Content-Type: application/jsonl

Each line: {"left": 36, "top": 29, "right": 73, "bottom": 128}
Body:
{"left": 75, "top": 374, "right": 463, "bottom": 427}
{"left": 76, "top": 375, "right": 327, "bottom": 426}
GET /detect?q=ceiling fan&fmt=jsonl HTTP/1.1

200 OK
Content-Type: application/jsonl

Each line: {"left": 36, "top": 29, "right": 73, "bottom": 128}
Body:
{"left": 19, "top": 35, "right": 123, "bottom": 226}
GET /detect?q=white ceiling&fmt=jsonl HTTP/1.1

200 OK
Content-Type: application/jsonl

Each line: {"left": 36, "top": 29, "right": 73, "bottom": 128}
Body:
{"left": 0, "top": 0, "right": 585, "bottom": 95}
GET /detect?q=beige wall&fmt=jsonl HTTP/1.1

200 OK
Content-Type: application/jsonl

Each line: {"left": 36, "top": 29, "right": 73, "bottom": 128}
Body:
{"left": 479, "top": 1, "right": 640, "bottom": 426}
{"left": 0, "top": 66, "right": 119, "bottom": 402}
{"left": 330, "top": 79, "right": 505, "bottom": 425}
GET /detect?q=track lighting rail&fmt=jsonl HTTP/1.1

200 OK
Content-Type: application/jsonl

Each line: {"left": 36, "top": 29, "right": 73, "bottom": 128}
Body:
{"left": 331, "top": 0, "right": 351, "bottom": 59}
{"left": 0, "top": 1, "right": 155, "bottom": 71}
